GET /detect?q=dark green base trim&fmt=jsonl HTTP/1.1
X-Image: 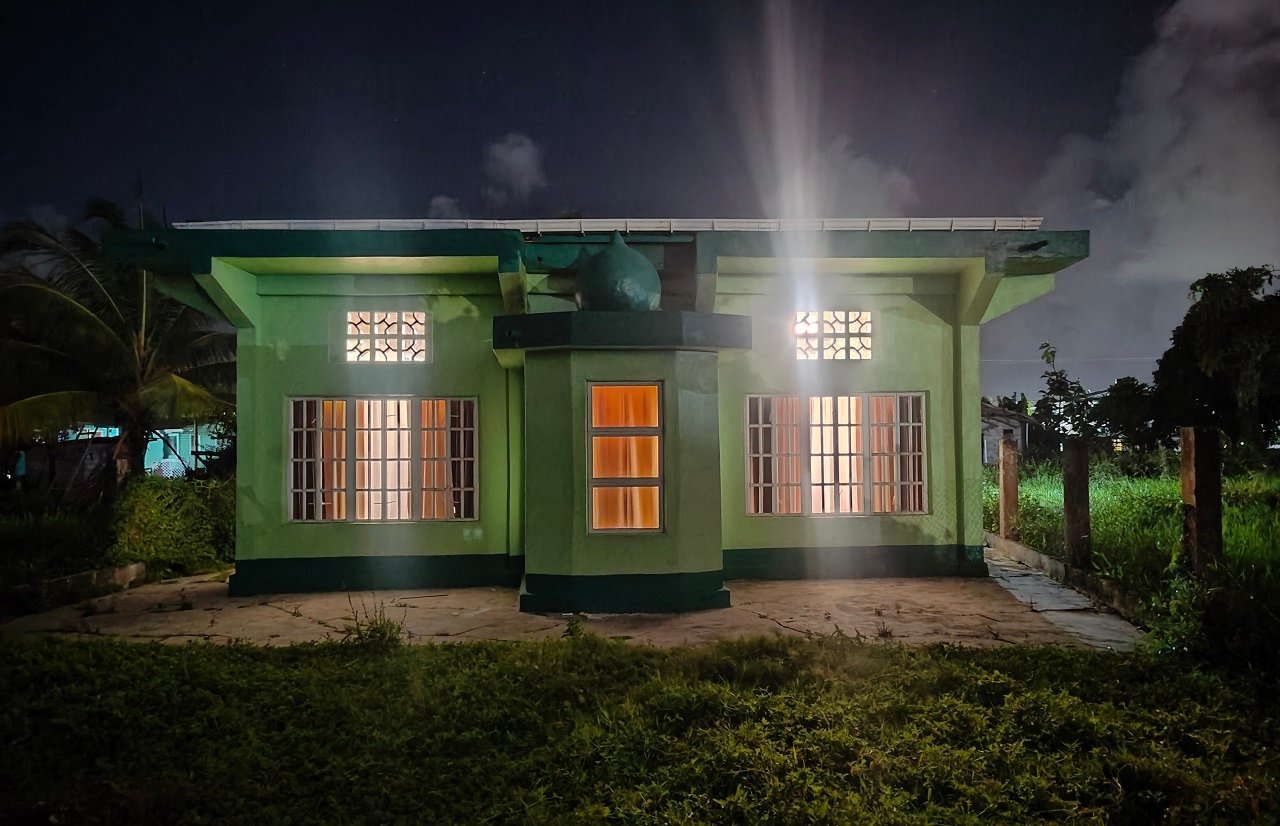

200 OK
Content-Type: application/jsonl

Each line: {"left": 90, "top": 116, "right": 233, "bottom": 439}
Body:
{"left": 519, "top": 571, "right": 730, "bottom": 614}
{"left": 228, "top": 555, "right": 524, "bottom": 596}
{"left": 723, "top": 545, "right": 987, "bottom": 580}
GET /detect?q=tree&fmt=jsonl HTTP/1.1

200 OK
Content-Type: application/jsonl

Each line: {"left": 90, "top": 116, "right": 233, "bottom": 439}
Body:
{"left": 1033, "top": 341, "right": 1095, "bottom": 439}
{"left": 1152, "top": 266, "right": 1280, "bottom": 459}
{"left": 0, "top": 200, "right": 234, "bottom": 482}
{"left": 1091, "top": 376, "right": 1160, "bottom": 452}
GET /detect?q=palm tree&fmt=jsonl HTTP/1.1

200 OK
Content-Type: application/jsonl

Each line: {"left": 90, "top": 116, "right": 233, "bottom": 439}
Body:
{"left": 0, "top": 200, "right": 234, "bottom": 484}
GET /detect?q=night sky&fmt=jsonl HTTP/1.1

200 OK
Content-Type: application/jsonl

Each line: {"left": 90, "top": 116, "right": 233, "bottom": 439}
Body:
{"left": 4, "top": 0, "right": 1278, "bottom": 395}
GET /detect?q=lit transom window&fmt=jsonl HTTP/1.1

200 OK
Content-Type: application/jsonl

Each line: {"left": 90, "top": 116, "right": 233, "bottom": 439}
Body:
{"left": 794, "top": 311, "right": 871, "bottom": 360}
{"left": 346, "top": 311, "right": 430, "bottom": 362}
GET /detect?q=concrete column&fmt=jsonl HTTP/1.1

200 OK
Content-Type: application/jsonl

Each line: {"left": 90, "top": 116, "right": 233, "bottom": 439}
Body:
{"left": 1180, "top": 427, "right": 1223, "bottom": 575}
{"left": 1062, "top": 438, "right": 1092, "bottom": 571}
{"left": 998, "top": 438, "right": 1019, "bottom": 541}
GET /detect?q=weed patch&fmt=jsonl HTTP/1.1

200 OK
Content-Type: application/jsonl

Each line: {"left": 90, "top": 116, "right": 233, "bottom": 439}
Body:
{"left": 1, "top": 636, "right": 1276, "bottom": 823}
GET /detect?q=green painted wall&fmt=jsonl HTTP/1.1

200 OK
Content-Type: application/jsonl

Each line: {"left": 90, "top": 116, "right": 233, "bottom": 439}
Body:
{"left": 715, "top": 284, "right": 962, "bottom": 553}
{"left": 522, "top": 349, "right": 724, "bottom": 578}
{"left": 234, "top": 270, "right": 515, "bottom": 565}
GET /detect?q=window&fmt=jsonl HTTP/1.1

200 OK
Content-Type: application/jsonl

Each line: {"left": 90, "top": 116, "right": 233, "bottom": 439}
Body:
{"left": 794, "top": 310, "right": 871, "bottom": 360}
{"left": 589, "top": 384, "right": 662, "bottom": 531}
{"left": 746, "top": 392, "right": 925, "bottom": 515}
{"left": 289, "top": 397, "right": 476, "bottom": 521}
{"left": 346, "top": 311, "right": 430, "bottom": 362}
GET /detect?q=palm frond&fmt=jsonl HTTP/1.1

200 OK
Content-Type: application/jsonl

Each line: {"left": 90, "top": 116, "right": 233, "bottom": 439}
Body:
{"left": 0, "top": 391, "right": 114, "bottom": 444}
{"left": 0, "top": 282, "right": 132, "bottom": 367}
{"left": 150, "top": 308, "right": 236, "bottom": 376}
{"left": 0, "top": 219, "right": 127, "bottom": 327}
{"left": 137, "top": 374, "right": 230, "bottom": 426}
{"left": 174, "top": 361, "right": 237, "bottom": 396}
{"left": 0, "top": 340, "right": 97, "bottom": 403}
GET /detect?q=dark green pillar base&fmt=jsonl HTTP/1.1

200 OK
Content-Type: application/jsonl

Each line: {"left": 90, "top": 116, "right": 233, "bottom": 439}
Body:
{"left": 519, "top": 571, "right": 730, "bottom": 614}
{"left": 723, "top": 544, "right": 987, "bottom": 580}
{"left": 228, "top": 555, "right": 523, "bottom": 596}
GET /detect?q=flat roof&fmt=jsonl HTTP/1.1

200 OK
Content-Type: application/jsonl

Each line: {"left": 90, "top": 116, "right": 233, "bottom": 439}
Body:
{"left": 173, "top": 217, "right": 1044, "bottom": 233}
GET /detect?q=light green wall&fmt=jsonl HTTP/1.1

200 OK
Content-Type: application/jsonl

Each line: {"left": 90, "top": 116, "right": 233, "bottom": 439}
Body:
{"left": 715, "top": 282, "right": 963, "bottom": 550}
{"left": 523, "top": 349, "right": 724, "bottom": 577}
{"left": 235, "top": 276, "right": 514, "bottom": 562}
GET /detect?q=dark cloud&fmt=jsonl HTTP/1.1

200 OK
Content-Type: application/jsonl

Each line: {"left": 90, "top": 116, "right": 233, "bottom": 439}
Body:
{"left": 983, "top": 0, "right": 1280, "bottom": 396}
{"left": 481, "top": 133, "right": 547, "bottom": 208}
{"left": 427, "top": 195, "right": 463, "bottom": 220}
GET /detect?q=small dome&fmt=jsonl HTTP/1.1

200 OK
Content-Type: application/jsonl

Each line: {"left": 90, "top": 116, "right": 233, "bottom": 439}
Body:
{"left": 574, "top": 232, "right": 661, "bottom": 311}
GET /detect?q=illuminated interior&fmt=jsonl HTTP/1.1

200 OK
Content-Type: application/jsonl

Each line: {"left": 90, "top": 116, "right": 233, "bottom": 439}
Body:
{"left": 290, "top": 397, "right": 476, "bottom": 522}
{"left": 589, "top": 384, "right": 662, "bottom": 530}
{"left": 746, "top": 393, "right": 926, "bottom": 515}
{"left": 346, "top": 311, "right": 429, "bottom": 362}
{"left": 794, "top": 310, "right": 872, "bottom": 360}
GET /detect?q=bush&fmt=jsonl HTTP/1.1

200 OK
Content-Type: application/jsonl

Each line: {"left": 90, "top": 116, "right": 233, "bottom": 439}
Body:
{"left": 0, "top": 508, "right": 113, "bottom": 587}
{"left": 111, "top": 476, "right": 234, "bottom": 577}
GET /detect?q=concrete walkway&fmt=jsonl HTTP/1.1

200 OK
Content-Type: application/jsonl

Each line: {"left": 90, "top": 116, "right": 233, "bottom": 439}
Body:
{"left": 0, "top": 548, "right": 1143, "bottom": 650}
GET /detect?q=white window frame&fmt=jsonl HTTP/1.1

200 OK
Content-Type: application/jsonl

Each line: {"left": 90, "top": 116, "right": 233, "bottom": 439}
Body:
{"left": 345, "top": 311, "right": 432, "bottom": 363}
{"left": 794, "top": 310, "right": 872, "bottom": 361}
{"left": 288, "top": 396, "right": 477, "bottom": 523}
{"left": 587, "top": 382, "right": 664, "bottom": 534}
{"left": 744, "top": 392, "right": 927, "bottom": 516}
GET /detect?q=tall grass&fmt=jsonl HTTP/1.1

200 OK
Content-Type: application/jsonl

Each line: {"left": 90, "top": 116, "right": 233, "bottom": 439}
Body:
{"left": 983, "top": 467, "right": 1280, "bottom": 597}
{"left": 3, "top": 636, "right": 1278, "bottom": 823}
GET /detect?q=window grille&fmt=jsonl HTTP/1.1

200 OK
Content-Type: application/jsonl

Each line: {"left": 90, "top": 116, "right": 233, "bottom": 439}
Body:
{"left": 345, "top": 311, "right": 430, "bottom": 362}
{"left": 794, "top": 310, "right": 872, "bottom": 360}
{"left": 289, "top": 397, "right": 475, "bottom": 521}
{"left": 745, "top": 392, "right": 925, "bottom": 515}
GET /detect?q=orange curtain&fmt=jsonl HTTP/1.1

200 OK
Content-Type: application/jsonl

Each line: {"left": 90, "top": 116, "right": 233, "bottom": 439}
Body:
{"left": 320, "top": 400, "right": 347, "bottom": 519}
{"left": 590, "top": 385, "right": 660, "bottom": 529}
{"left": 421, "top": 399, "right": 450, "bottom": 518}
{"left": 774, "top": 396, "right": 802, "bottom": 514}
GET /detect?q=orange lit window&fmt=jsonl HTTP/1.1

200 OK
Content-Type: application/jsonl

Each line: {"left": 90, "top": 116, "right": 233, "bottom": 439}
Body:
{"left": 589, "top": 384, "right": 662, "bottom": 531}
{"left": 746, "top": 392, "right": 925, "bottom": 515}
{"left": 290, "top": 397, "right": 476, "bottom": 522}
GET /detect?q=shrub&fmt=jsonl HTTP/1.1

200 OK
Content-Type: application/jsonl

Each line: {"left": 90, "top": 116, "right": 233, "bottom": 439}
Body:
{"left": 0, "top": 508, "right": 114, "bottom": 586}
{"left": 111, "top": 476, "right": 234, "bottom": 577}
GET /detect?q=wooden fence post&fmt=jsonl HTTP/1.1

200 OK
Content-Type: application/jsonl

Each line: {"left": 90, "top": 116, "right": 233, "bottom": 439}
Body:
{"left": 1062, "top": 437, "right": 1092, "bottom": 572}
{"left": 1180, "top": 427, "right": 1223, "bottom": 575}
{"left": 998, "top": 438, "right": 1019, "bottom": 541}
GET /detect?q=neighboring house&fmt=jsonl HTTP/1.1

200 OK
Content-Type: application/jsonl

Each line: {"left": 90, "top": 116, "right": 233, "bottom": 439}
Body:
{"left": 980, "top": 403, "right": 1037, "bottom": 465}
{"left": 17, "top": 425, "right": 220, "bottom": 493}
{"left": 107, "top": 217, "right": 1087, "bottom": 612}
{"left": 144, "top": 425, "right": 221, "bottom": 477}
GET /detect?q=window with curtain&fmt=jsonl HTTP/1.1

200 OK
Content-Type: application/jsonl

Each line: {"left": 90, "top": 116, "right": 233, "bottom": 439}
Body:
{"left": 589, "top": 384, "right": 662, "bottom": 531}
{"left": 289, "top": 397, "right": 476, "bottom": 522}
{"left": 746, "top": 392, "right": 925, "bottom": 515}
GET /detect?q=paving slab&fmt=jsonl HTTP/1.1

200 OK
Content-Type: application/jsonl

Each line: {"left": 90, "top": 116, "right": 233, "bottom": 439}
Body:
{"left": 0, "top": 549, "right": 1143, "bottom": 650}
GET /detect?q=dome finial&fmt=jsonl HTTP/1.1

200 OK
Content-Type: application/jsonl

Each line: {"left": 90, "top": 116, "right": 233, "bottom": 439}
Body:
{"left": 574, "top": 232, "right": 661, "bottom": 311}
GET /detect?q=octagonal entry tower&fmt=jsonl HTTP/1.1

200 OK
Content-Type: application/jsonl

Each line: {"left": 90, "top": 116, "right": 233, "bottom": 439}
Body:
{"left": 494, "top": 233, "right": 751, "bottom": 612}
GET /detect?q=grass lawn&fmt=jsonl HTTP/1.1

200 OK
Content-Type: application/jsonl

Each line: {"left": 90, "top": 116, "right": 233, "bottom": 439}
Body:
{"left": 982, "top": 470, "right": 1280, "bottom": 597}
{"left": 2, "top": 635, "right": 1277, "bottom": 824}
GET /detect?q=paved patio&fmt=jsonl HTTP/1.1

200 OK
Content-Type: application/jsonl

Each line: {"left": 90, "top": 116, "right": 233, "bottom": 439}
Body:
{"left": 0, "top": 548, "right": 1142, "bottom": 650}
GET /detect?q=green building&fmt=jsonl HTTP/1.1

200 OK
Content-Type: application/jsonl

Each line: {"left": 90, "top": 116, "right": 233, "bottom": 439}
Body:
{"left": 108, "top": 217, "right": 1087, "bottom": 612}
